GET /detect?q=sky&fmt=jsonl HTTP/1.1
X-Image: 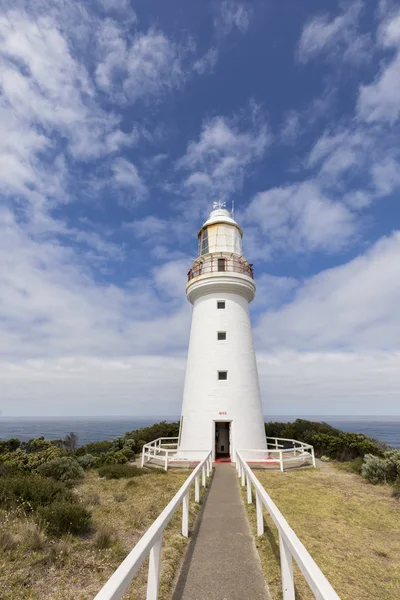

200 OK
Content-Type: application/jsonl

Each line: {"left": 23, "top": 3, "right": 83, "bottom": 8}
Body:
{"left": 1, "top": 0, "right": 400, "bottom": 417}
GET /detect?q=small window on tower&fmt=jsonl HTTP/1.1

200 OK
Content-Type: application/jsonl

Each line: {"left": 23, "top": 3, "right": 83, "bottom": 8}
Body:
{"left": 217, "top": 301, "right": 225, "bottom": 309}
{"left": 218, "top": 371, "right": 228, "bottom": 380}
{"left": 218, "top": 258, "right": 226, "bottom": 272}
{"left": 217, "top": 332, "right": 227, "bottom": 340}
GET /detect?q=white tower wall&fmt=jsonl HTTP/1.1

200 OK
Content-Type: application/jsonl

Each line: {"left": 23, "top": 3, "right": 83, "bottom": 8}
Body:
{"left": 177, "top": 208, "right": 267, "bottom": 461}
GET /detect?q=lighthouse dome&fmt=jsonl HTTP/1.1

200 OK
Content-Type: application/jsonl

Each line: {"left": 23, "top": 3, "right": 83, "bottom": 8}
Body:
{"left": 198, "top": 207, "right": 242, "bottom": 256}
{"left": 202, "top": 208, "right": 238, "bottom": 228}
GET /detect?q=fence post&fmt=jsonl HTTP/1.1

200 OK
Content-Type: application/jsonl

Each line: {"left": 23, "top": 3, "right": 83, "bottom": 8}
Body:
{"left": 202, "top": 465, "right": 206, "bottom": 487}
{"left": 206, "top": 458, "right": 210, "bottom": 477}
{"left": 237, "top": 459, "right": 242, "bottom": 478}
{"left": 246, "top": 474, "right": 252, "bottom": 504}
{"left": 195, "top": 474, "right": 200, "bottom": 503}
{"left": 279, "top": 534, "right": 295, "bottom": 600}
{"left": 141, "top": 449, "right": 145, "bottom": 468}
{"left": 146, "top": 535, "right": 162, "bottom": 600}
{"left": 311, "top": 447, "right": 316, "bottom": 468}
{"left": 164, "top": 450, "right": 168, "bottom": 471}
{"left": 241, "top": 465, "right": 246, "bottom": 487}
{"left": 256, "top": 491, "right": 264, "bottom": 536}
{"left": 182, "top": 492, "right": 189, "bottom": 537}
{"left": 279, "top": 451, "right": 284, "bottom": 472}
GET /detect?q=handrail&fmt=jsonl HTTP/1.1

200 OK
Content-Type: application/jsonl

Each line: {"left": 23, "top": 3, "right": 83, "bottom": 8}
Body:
{"left": 141, "top": 438, "right": 179, "bottom": 471}
{"left": 187, "top": 255, "right": 254, "bottom": 281}
{"left": 94, "top": 451, "right": 213, "bottom": 600}
{"left": 240, "top": 438, "right": 316, "bottom": 472}
{"left": 236, "top": 451, "right": 340, "bottom": 600}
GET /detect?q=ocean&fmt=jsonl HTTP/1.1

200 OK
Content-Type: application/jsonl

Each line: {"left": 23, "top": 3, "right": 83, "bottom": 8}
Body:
{"left": 0, "top": 415, "right": 399, "bottom": 448}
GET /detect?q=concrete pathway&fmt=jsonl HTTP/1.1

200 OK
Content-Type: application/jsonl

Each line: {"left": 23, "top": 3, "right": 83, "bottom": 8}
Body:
{"left": 172, "top": 464, "right": 269, "bottom": 600}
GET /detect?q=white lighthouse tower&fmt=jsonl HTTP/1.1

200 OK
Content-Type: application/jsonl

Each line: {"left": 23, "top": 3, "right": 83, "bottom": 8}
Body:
{"left": 177, "top": 203, "right": 267, "bottom": 462}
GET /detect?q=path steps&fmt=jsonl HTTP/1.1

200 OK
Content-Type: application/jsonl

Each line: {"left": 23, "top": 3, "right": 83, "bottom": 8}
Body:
{"left": 172, "top": 464, "right": 269, "bottom": 600}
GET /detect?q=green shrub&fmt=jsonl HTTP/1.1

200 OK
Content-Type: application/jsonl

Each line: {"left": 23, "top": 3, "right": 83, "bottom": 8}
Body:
{"left": 383, "top": 450, "right": 400, "bottom": 483}
{"left": 120, "top": 447, "right": 135, "bottom": 460}
{"left": 74, "top": 440, "right": 114, "bottom": 457}
{"left": 0, "top": 438, "right": 21, "bottom": 453}
{"left": 362, "top": 450, "right": 400, "bottom": 485}
{"left": 37, "top": 501, "right": 92, "bottom": 537}
{"left": 0, "top": 473, "right": 73, "bottom": 511}
{"left": 37, "top": 457, "right": 85, "bottom": 485}
{"left": 22, "top": 437, "right": 52, "bottom": 453}
{"left": 99, "top": 451, "right": 128, "bottom": 465}
{"left": 123, "top": 421, "right": 179, "bottom": 452}
{"left": 0, "top": 446, "right": 66, "bottom": 472}
{"left": 77, "top": 454, "right": 96, "bottom": 470}
{"left": 361, "top": 454, "right": 388, "bottom": 484}
{"left": 98, "top": 464, "right": 145, "bottom": 479}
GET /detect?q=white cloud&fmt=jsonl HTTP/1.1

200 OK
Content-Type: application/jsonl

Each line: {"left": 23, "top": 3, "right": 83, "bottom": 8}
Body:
{"left": 255, "top": 232, "right": 400, "bottom": 352}
{"left": 243, "top": 182, "right": 356, "bottom": 258}
{"left": 112, "top": 158, "right": 148, "bottom": 201}
{"left": 193, "top": 48, "right": 218, "bottom": 75}
{"left": 214, "top": 1, "right": 253, "bottom": 36}
{"left": 298, "top": 1, "right": 370, "bottom": 65}
{"left": 258, "top": 351, "right": 400, "bottom": 416}
{"left": 371, "top": 156, "right": 400, "bottom": 195}
{"left": 178, "top": 111, "right": 270, "bottom": 211}
{"left": 280, "top": 111, "right": 301, "bottom": 145}
{"left": 357, "top": 9, "right": 400, "bottom": 123}
{"left": 0, "top": 356, "right": 185, "bottom": 417}
{"left": 95, "top": 24, "right": 188, "bottom": 103}
{"left": 0, "top": 211, "right": 190, "bottom": 362}
{"left": 2, "top": 350, "right": 399, "bottom": 417}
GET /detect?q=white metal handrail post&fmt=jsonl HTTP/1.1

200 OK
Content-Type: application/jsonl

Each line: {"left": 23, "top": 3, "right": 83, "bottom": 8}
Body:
{"left": 246, "top": 473, "right": 252, "bottom": 504}
{"left": 236, "top": 451, "right": 340, "bottom": 600}
{"left": 241, "top": 464, "right": 246, "bottom": 487}
{"left": 195, "top": 474, "right": 200, "bottom": 502}
{"left": 182, "top": 492, "right": 189, "bottom": 537}
{"left": 256, "top": 491, "right": 264, "bottom": 536}
{"left": 280, "top": 533, "right": 295, "bottom": 600}
{"left": 279, "top": 451, "right": 284, "bottom": 472}
{"left": 146, "top": 536, "right": 162, "bottom": 600}
{"left": 164, "top": 450, "right": 168, "bottom": 471}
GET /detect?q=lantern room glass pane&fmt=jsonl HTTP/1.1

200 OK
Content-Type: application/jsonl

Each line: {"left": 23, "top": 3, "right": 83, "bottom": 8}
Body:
{"left": 199, "top": 228, "right": 209, "bottom": 255}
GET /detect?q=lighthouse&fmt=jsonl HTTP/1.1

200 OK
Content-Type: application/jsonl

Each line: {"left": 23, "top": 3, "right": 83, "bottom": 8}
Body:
{"left": 177, "top": 203, "right": 267, "bottom": 462}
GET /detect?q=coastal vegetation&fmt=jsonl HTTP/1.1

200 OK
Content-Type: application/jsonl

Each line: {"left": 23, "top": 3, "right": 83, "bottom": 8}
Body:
{"left": 0, "top": 421, "right": 191, "bottom": 599}
{"left": 0, "top": 419, "right": 398, "bottom": 598}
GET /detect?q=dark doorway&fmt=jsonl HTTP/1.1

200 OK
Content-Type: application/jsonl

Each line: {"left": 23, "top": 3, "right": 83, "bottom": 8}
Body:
{"left": 215, "top": 422, "right": 231, "bottom": 459}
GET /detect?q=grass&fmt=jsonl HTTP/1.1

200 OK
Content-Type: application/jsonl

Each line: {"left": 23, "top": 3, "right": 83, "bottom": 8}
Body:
{"left": 0, "top": 468, "right": 202, "bottom": 599}
{"left": 241, "top": 461, "right": 400, "bottom": 600}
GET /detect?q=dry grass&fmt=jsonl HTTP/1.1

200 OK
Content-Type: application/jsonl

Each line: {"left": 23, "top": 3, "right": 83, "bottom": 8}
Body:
{"left": 242, "top": 462, "right": 400, "bottom": 600}
{"left": 0, "top": 468, "right": 201, "bottom": 599}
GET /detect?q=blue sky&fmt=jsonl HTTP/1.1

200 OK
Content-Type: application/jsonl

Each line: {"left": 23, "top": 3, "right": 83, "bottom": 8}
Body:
{"left": 1, "top": 0, "right": 400, "bottom": 417}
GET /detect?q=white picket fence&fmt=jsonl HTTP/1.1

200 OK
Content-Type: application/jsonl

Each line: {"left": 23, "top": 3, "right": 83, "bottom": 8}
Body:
{"left": 94, "top": 451, "right": 212, "bottom": 600}
{"left": 235, "top": 450, "right": 340, "bottom": 600}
